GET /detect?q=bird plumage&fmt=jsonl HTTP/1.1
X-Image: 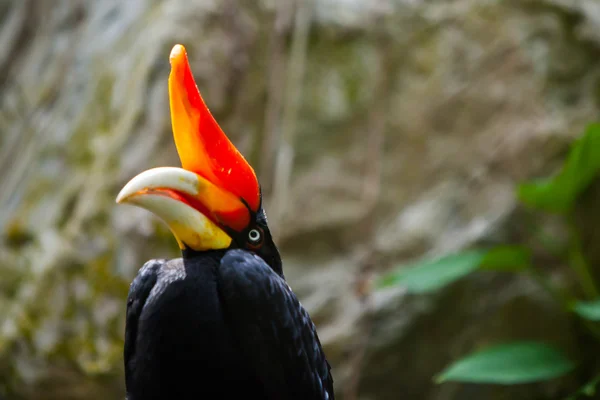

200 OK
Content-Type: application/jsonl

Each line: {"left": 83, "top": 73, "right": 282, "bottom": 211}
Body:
{"left": 124, "top": 249, "right": 334, "bottom": 399}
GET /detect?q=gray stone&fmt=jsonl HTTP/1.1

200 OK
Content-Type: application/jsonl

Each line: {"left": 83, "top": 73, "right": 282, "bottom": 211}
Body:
{"left": 1, "top": 0, "right": 599, "bottom": 399}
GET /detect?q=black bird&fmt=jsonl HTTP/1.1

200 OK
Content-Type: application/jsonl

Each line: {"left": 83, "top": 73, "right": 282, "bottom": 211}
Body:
{"left": 116, "top": 44, "right": 334, "bottom": 400}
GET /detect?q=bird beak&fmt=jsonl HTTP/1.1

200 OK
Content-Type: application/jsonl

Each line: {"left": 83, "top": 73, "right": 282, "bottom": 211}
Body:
{"left": 116, "top": 44, "right": 260, "bottom": 251}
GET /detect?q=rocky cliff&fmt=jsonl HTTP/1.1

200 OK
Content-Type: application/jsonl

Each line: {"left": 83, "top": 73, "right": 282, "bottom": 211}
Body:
{"left": 1, "top": 0, "right": 600, "bottom": 399}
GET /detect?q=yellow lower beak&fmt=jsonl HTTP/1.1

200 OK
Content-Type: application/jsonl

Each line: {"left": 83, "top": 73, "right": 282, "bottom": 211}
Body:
{"left": 116, "top": 167, "right": 235, "bottom": 251}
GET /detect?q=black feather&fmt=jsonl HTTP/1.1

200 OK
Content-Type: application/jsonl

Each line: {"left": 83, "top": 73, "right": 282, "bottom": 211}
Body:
{"left": 218, "top": 250, "right": 334, "bottom": 400}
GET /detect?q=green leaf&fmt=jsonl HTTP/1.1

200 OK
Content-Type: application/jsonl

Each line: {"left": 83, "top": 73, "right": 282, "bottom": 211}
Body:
{"left": 479, "top": 246, "right": 531, "bottom": 271}
{"left": 564, "top": 372, "right": 600, "bottom": 400}
{"left": 518, "top": 123, "right": 600, "bottom": 213}
{"left": 377, "top": 250, "right": 486, "bottom": 293}
{"left": 518, "top": 178, "right": 560, "bottom": 212}
{"left": 377, "top": 246, "right": 531, "bottom": 293}
{"left": 436, "top": 342, "right": 575, "bottom": 384}
{"left": 572, "top": 299, "right": 600, "bottom": 321}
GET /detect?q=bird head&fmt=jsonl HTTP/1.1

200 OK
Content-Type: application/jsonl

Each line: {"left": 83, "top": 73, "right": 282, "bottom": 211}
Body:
{"left": 117, "top": 44, "right": 281, "bottom": 275}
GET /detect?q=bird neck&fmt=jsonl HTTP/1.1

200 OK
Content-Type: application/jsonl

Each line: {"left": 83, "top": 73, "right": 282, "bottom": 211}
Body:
{"left": 181, "top": 248, "right": 228, "bottom": 262}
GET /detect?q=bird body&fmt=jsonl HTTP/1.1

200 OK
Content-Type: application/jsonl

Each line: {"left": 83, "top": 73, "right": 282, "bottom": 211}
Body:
{"left": 125, "top": 253, "right": 264, "bottom": 399}
{"left": 125, "top": 250, "right": 333, "bottom": 399}
{"left": 117, "top": 44, "right": 334, "bottom": 400}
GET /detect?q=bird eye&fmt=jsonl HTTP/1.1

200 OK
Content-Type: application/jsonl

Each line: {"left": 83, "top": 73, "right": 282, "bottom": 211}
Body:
{"left": 248, "top": 228, "right": 262, "bottom": 244}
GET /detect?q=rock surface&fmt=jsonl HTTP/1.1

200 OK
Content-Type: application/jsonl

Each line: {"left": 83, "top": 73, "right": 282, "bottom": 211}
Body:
{"left": 1, "top": 0, "right": 600, "bottom": 399}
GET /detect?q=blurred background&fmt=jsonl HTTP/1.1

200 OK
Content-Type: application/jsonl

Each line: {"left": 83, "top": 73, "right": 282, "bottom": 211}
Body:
{"left": 2, "top": 0, "right": 600, "bottom": 399}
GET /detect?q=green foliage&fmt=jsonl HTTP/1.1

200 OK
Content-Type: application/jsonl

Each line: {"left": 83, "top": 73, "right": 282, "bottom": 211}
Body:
{"left": 378, "top": 123, "right": 600, "bottom": 390}
{"left": 436, "top": 342, "right": 575, "bottom": 384}
{"left": 479, "top": 246, "right": 531, "bottom": 272}
{"left": 565, "top": 373, "right": 600, "bottom": 400}
{"left": 377, "top": 250, "right": 485, "bottom": 293}
{"left": 573, "top": 300, "right": 600, "bottom": 321}
{"left": 377, "top": 245, "right": 530, "bottom": 292}
{"left": 518, "top": 123, "right": 600, "bottom": 214}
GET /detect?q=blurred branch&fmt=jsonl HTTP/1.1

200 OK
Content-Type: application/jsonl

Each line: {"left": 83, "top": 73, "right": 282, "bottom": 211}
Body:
{"left": 259, "top": 0, "right": 295, "bottom": 193}
{"left": 221, "top": 0, "right": 252, "bottom": 102}
{"left": 344, "top": 31, "right": 397, "bottom": 400}
{"left": 0, "top": 0, "right": 32, "bottom": 93}
{"left": 0, "top": 21, "right": 80, "bottom": 221}
{"left": 567, "top": 215, "right": 599, "bottom": 300}
{"left": 269, "top": 0, "right": 313, "bottom": 232}
{"left": 565, "top": 371, "right": 600, "bottom": 400}
{"left": 219, "top": 0, "right": 256, "bottom": 157}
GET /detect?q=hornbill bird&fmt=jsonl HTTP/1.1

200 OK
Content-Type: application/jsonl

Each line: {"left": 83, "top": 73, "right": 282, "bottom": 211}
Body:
{"left": 116, "top": 44, "right": 334, "bottom": 400}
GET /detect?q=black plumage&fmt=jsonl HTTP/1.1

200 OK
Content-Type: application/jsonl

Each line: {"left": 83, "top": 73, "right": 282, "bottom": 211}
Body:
{"left": 124, "top": 209, "right": 334, "bottom": 400}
